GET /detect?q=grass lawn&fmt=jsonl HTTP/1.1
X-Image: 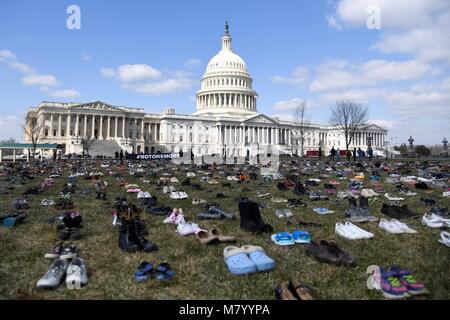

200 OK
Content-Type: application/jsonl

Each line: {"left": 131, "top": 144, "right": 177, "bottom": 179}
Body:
{"left": 0, "top": 160, "right": 449, "bottom": 300}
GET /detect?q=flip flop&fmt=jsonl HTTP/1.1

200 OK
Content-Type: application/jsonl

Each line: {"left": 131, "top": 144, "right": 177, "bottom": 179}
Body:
{"left": 135, "top": 261, "right": 153, "bottom": 282}
{"left": 271, "top": 232, "right": 295, "bottom": 246}
{"left": 195, "top": 230, "right": 220, "bottom": 244}
{"left": 288, "top": 279, "right": 316, "bottom": 300}
{"left": 223, "top": 246, "right": 257, "bottom": 275}
{"left": 292, "top": 231, "right": 311, "bottom": 244}
{"left": 208, "top": 228, "right": 236, "bottom": 242}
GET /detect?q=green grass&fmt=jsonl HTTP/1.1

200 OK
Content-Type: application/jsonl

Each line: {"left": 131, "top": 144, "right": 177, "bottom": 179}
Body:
{"left": 0, "top": 160, "right": 449, "bottom": 300}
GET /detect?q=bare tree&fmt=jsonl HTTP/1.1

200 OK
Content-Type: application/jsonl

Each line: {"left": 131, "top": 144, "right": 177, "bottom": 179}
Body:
{"left": 23, "top": 118, "right": 44, "bottom": 160}
{"left": 293, "top": 101, "right": 312, "bottom": 157}
{"left": 329, "top": 99, "right": 369, "bottom": 151}
{"left": 81, "top": 137, "right": 95, "bottom": 156}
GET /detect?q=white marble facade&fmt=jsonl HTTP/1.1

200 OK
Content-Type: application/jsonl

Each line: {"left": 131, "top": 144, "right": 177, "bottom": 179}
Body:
{"left": 24, "top": 25, "right": 387, "bottom": 157}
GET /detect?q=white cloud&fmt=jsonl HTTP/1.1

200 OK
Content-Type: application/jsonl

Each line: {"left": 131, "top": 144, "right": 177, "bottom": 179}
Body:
{"left": 117, "top": 64, "right": 161, "bottom": 82}
{"left": 9, "top": 61, "right": 34, "bottom": 74}
{"left": 184, "top": 58, "right": 202, "bottom": 69}
{"left": 273, "top": 67, "right": 308, "bottom": 86}
{"left": 50, "top": 89, "right": 80, "bottom": 99}
{"left": 0, "top": 114, "right": 24, "bottom": 141}
{"left": 21, "top": 74, "right": 59, "bottom": 86}
{"left": 100, "top": 68, "right": 116, "bottom": 78}
{"left": 326, "top": 15, "right": 343, "bottom": 31}
{"left": 0, "top": 49, "right": 16, "bottom": 61}
{"left": 368, "top": 119, "right": 394, "bottom": 129}
{"left": 273, "top": 98, "right": 307, "bottom": 111}
{"left": 82, "top": 51, "right": 92, "bottom": 61}
{"left": 122, "top": 77, "right": 194, "bottom": 96}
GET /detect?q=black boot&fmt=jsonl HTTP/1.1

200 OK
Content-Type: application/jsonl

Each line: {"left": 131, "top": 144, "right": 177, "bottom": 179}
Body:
{"left": 130, "top": 220, "right": 158, "bottom": 253}
{"left": 347, "top": 197, "right": 358, "bottom": 208}
{"left": 359, "top": 196, "right": 369, "bottom": 209}
{"left": 239, "top": 201, "right": 273, "bottom": 233}
{"left": 293, "top": 181, "right": 307, "bottom": 195}
{"left": 118, "top": 221, "right": 139, "bottom": 252}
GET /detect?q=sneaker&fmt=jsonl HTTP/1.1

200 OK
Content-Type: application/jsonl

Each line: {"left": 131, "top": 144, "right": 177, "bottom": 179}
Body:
{"left": 170, "top": 191, "right": 181, "bottom": 199}
{"left": 137, "top": 191, "right": 146, "bottom": 199}
{"left": 439, "top": 231, "right": 450, "bottom": 247}
{"left": 60, "top": 243, "right": 78, "bottom": 260}
{"left": 44, "top": 242, "right": 65, "bottom": 259}
{"left": 177, "top": 222, "right": 203, "bottom": 236}
{"left": 192, "top": 198, "right": 207, "bottom": 205}
{"left": 135, "top": 261, "right": 153, "bottom": 282}
{"left": 36, "top": 259, "right": 68, "bottom": 289}
{"left": 65, "top": 257, "right": 88, "bottom": 288}
{"left": 384, "top": 193, "right": 405, "bottom": 201}
{"left": 389, "top": 266, "right": 427, "bottom": 296}
{"left": 379, "top": 269, "right": 409, "bottom": 299}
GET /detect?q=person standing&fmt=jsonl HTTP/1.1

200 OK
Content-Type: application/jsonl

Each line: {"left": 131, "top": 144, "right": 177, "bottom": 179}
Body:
{"left": 330, "top": 146, "right": 336, "bottom": 161}
{"left": 352, "top": 148, "right": 357, "bottom": 163}
{"left": 368, "top": 147, "right": 373, "bottom": 163}
{"left": 318, "top": 147, "right": 322, "bottom": 161}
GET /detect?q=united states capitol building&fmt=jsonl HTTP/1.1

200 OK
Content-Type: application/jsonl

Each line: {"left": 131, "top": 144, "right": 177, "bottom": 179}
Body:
{"left": 25, "top": 24, "right": 387, "bottom": 158}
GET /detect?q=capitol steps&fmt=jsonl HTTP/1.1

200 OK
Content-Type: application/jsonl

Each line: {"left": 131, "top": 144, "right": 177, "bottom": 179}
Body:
{"left": 89, "top": 140, "right": 123, "bottom": 158}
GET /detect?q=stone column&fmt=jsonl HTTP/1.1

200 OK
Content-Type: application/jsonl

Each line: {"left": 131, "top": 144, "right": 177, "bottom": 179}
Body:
{"left": 115, "top": 117, "right": 118, "bottom": 138}
{"left": 91, "top": 115, "right": 95, "bottom": 139}
{"left": 67, "top": 114, "right": 71, "bottom": 137}
{"left": 83, "top": 115, "right": 87, "bottom": 138}
{"left": 58, "top": 114, "right": 62, "bottom": 137}
{"left": 122, "top": 117, "right": 125, "bottom": 138}
{"left": 50, "top": 114, "right": 54, "bottom": 137}
{"left": 140, "top": 120, "right": 144, "bottom": 140}
{"left": 105, "top": 116, "right": 110, "bottom": 139}
{"left": 75, "top": 114, "right": 79, "bottom": 137}
{"left": 288, "top": 130, "right": 291, "bottom": 146}
{"left": 98, "top": 116, "right": 103, "bottom": 139}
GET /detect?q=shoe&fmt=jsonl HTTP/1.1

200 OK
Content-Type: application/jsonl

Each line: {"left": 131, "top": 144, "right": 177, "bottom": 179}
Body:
{"left": 60, "top": 243, "right": 78, "bottom": 260}
{"left": 135, "top": 261, "right": 153, "bottom": 282}
{"left": 36, "top": 259, "right": 68, "bottom": 289}
{"left": 130, "top": 220, "right": 158, "bottom": 253}
{"left": 137, "top": 191, "right": 146, "bottom": 199}
{"left": 389, "top": 266, "right": 427, "bottom": 296}
{"left": 44, "top": 242, "right": 65, "bottom": 259}
{"left": 292, "top": 231, "right": 311, "bottom": 244}
{"left": 439, "top": 231, "right": 450, "bottom": 247}
{"left": 118, "top": 221, "right": 139, "bottom": 252}
{"left": 275, "top": 282, "right": 298, "bottom": 300}
{"left": 195, "top": 230, "right": 221, "bottom": 244}
{"left": 154, "top": 263, "right": 175, "bottom": 281}
{"left": 192, "top": 198, "right": 207, "bottom": 205}
{"left": 379, "top": 269, "right": 409, "bottom": 299}
{"left": 271, "top": 197, "right": 287, "bottom": 203}
{"left": 422, "top": 213, "right": 450, "bottom": 228}
{"left": 271, "top": 232, "right": 295, "bottom": 246}
{"left": 306, "top": 241, "right": 356, "bottom": 267}
{"left": 288, "top": 279, "right": 316, "bottom": 300}
{"left": 65, "top": 257, "right": 88, "bottom": 288}
{"left": 208, "top": 228, "right": 236, "bottom": 242}
{"left": 384, "top": 193, "right": 405, "bottom": 201}
{"left": 223, "top": 246, "right": 258, "bottom": 275}
{"left": 177, "top": 222, "right": 203, "bottom": 236}
{"left": 256, "top": 191, "right": 270, "bottom": 198}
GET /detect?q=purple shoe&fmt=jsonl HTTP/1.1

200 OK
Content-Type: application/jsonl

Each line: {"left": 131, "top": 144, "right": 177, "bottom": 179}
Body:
{"left": 380, "top": 269, "right": 409, "bottom": 299}
{"left": 389, "top": 266, "right": 427, "bottom": 296}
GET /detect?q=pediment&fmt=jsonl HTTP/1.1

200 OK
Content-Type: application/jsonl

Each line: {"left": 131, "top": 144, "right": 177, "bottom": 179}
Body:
{"left": 72, "top": 101, "right": 121, "bottom": 111}
{"left": 363, "top": 124, "right": 387, "bottom": 131}
{"left": 244, "top": 114, "right": 278, "bottom": 124}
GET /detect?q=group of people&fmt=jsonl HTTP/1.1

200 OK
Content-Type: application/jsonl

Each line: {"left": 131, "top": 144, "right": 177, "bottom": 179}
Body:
{"left": 318, "top": 146, "right": 374, "bottom": 163}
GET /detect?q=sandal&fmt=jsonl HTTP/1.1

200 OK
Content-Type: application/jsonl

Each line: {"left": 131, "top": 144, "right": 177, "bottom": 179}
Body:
{"left": 271, "top": 232, "right": 295, "bottom": 246}
{"left": 288, "top": 279, "right": 316, "bottom": 300}
{"left": 155, "top": 263, "right": 175, "bottom": 281}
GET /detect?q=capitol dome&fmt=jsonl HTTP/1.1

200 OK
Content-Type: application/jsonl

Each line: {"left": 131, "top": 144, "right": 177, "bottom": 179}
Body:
{"left": 193, "top": 23, "right": 258, "bottom": 117}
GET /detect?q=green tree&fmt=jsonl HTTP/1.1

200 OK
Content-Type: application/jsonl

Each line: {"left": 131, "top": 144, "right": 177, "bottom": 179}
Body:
{"left": 394, "top": 144, "right": 408, "bottom": 157}
{"left": 415, "top": 145, "right": 431, "bottom": 157}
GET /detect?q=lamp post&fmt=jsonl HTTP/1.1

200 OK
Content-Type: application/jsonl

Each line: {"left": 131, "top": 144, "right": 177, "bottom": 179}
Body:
{"left": 443, "top": 137, "right": 448, "bottom": 158}
{"left": 408, "top": 136, "right": 414, "bottom": 158}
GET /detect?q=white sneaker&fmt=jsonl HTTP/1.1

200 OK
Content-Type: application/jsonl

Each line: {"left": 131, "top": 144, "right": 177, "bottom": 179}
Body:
{"left": 439, "top": 231, "right": 450, "bottom": 247}
{"left": 335, "top": 222, "right": 359, "bottom": 240}
{"left": 384, "top": 193, "right": 405, "bottom": 201}
{"left": 379, "top": 219, "right": 402, "bottom": 234}
{"left": 169, "top": 186, "right": 176, "bottom": 193}
{"left": 144, "top": 191, "right": 151, "bottom": 198}
{"left": 170, "top": 192, "right": 181, "bottom": 200}
{"left": 391, "top": 219, "right": 417, "bottom": 234}
{"left": 170, "top": 177, "right": 179, "bottom": 183}
{"left": 443, "top": 191, "right": 450, "bottom": 197}
{"left": 162, "top": 186, "right": 169, "bottom": 194}
{"left": 177, "top": 222, "right": 202, "bottom": 236}
{"left": 345, "top": 222, "right": 374, "bottom": 239}
{"left": 178, "top": 191, "right": 188, "bottom": 199}
{"left": 137, "top": 191, "right": 146, "bottom": 199}
{"left": 65, "top": 257, "right": 88, "bottom": 288}
{"left": 422, "top": 213, "right": 450, "bottom": 228}
{"left": 186, "top": 172, "right": 196, "bottom": 178}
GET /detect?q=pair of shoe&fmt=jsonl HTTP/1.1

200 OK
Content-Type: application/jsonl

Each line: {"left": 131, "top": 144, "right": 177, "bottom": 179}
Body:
{"left": 422, "top": 213, "right": 450, "bottom": 228}
{"left": 306, "top": 240, "right": 356, "bottom": 267}
{"left": 196, "top": 228, "right": 236, "bottom": 244}
{"left": 137, "top": 191, "right": 151, "bottom": 199}
{"left": 384, "top": 193, "right": 405, "bottom": 201}
{"left": 192, "top": 198, "right": 207, "bottom": 205}
{"left": 118, "top": 219, "right": 158, "bottom": 253}
{"left": 335, "top": 222, "right": 374, "bottom": 240}
{"left": 379, "top": 219, "right": 417, "bottom": 234}
{"left": 375, "top": 266, "right": 427, "bottom": 299}
{"left": 135, "top": 261, "right": 175, "bottom": 282}
{"left": 197, "top": 205, "right": 234, "bottom": 220}
{"left": 275, "top": 279, "right": 316, "bottom": 300}
{"left": 176, "top": 222, "right": 202, "bottom": 236}
{"left": 224, "top": 245, "right": 275, "bottom": 275}
{"left": 36, "top": 258, "right": 88, "bottom": 289}
{"left": 57, "top": 212, "right": 83, "bottom": 241}
{"left": 170, "top": 190, "right": 188, "bottom": 199}
{"left": 313, "top": 207, "right": 335, "bottom": 215}
{"left": 271, "top": 231, "right": 311, "bottom": 245}
{"left": 41, "top": 199, "right": 55, "bottom": 206}
{"left": 275, "top": 209, "right": 293, "bottom": 218}
{"left": 45, "top": 242, "right": 77, "bottom": 259}
{"left": 0, "top": 212, "right": 27, "bottom": 228}
{"left": 239, "top": 201, "right": 273, "bottom": 233}
{"left": 163, "top": 209, "right": 185, "bottom": 224}
{"left": 271, "top": 197, "right": 288, "bottom": 203}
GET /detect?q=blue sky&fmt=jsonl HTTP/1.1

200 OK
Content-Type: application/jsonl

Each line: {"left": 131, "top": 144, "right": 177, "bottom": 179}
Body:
{"left": 1, "top": 0, "right": 449, "bottom": 145}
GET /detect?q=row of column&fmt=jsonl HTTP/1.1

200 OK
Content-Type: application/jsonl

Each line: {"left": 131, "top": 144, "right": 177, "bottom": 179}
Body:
{"left": 45, "top": 113, "right": 160, "bottom": 142}
{"left": 354, "top": 132, "right": 385, "bottom": 147}
{"left": 216, "top": 125, "right": 291, "bottom": 146}
{"left": 197, "top": 93, "right": 256, "bottom": 110}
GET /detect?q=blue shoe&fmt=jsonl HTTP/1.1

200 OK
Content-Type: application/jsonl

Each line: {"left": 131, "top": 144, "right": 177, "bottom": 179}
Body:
{"left": 292, "top": 231, "right": 311, "bottom": 244}
{"left": 135, "top": 261, "right": 153, "bottom": 282}
{"left": 271, "top": 232, "right": 295, "bottom": 246}
{"left": 155, "top": 263, "right": 175, "bottom": 281}
{"left": 1, "top": 217, "right": 17, "bottom": 228}
{"left": 223, "top": 246, "right": 257, "bottom": 275}
{"left": 242, "top": 245, "right": 275, "bottom": 272}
